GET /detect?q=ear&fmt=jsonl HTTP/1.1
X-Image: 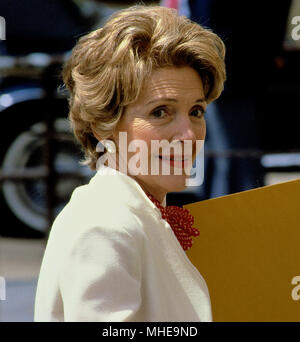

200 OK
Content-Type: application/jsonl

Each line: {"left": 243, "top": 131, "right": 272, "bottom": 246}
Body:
{"left": 92, "top": 129, "right": 102, "bottom": 142}
{"left": 91, "top": 121, "right": 118, "bottom": 145}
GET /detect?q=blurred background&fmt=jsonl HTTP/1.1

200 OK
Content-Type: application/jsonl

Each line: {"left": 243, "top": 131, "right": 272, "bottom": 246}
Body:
{"left": 0, "top": 0, "right": 299, "bottom": 321}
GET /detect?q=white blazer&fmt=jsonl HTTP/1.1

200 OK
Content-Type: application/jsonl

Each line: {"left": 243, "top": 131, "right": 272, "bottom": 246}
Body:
{"left": 34, "top": 166, "right": 212, "bottom": 322}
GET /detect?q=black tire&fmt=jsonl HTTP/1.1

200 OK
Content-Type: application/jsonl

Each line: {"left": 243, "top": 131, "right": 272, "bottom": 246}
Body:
{"left": 0, "top": 98, "right": 93, "bottom": 238}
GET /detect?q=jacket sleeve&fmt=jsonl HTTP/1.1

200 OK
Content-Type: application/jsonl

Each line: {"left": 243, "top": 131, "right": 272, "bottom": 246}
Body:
{"left": 58, "top": 225, "right": 142, "bottom": 321}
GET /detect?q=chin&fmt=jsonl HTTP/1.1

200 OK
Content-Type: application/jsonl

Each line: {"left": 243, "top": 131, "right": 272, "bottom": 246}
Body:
{"left": 162, "top": 175, "right": 189, "bottom": 193}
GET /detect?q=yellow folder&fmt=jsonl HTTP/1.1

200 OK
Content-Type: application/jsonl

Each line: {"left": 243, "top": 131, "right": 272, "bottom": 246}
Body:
{"left": 184, "top": 179, "right": 300, "bottom": 322}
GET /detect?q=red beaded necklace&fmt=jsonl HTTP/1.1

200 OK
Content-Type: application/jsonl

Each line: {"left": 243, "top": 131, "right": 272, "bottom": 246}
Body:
{"left": 146, "top": 193, "right": 200, "bottom": 251}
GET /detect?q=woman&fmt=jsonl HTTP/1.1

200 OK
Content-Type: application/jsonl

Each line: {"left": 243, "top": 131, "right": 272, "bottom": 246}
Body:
{"left": 34, "top": 5, "right": 226, "bottom": 322}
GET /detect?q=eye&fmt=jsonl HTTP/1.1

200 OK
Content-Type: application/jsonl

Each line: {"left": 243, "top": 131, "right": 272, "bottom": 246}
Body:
{"left": 190, "top": 107, "right": 206, "bottom": 119}
{"left": 150, "top": 106, "right": 168, "bottom": 118}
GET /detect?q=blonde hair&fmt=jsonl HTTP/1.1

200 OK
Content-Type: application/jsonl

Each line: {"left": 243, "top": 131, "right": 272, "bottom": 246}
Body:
{"left": 62, "top": 5, "right": 226, "bottom": 170}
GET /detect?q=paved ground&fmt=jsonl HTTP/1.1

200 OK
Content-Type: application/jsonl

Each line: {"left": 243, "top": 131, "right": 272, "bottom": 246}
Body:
{"left": 0, "top": 237, "right": 46, "bottom": 322}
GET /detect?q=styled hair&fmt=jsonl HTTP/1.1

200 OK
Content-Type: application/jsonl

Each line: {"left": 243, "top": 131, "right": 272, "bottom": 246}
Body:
{"left": 62, "top": 5, "right": 226, "bottom": 170}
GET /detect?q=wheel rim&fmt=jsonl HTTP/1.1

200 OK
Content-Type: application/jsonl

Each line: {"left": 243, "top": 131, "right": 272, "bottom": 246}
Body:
{"left": 1, "top": 118, "right": 94, "bottom": 232}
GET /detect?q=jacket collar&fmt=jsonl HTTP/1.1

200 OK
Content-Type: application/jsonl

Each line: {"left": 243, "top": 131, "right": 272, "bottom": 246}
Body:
{"left": 92, "top": 165, "right": 166, "bottom": 215}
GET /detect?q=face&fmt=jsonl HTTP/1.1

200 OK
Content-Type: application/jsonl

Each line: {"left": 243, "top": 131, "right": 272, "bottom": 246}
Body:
{"left": 112, "top": 66, "right": 207, "bottom": 203}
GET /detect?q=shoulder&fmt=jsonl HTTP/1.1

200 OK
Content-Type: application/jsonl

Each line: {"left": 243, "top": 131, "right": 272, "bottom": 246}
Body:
{"left": 46, "top": 167, "right": 160, "bottom": 253}
{"left": 41, "top": 178, "right": 146, "bottom": 282}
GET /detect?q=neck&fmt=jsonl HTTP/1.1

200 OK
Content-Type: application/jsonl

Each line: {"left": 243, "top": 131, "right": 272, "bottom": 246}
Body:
{"left": 111, "top": 155, "right": 167, "bottom": 204}
{"left": 134, "top": 178, "right": 166, "bottom": 204}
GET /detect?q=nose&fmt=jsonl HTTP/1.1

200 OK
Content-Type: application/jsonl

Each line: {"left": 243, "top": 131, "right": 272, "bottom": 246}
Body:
{"left": 172, "top": 116, "right": 198, "bottom": 143}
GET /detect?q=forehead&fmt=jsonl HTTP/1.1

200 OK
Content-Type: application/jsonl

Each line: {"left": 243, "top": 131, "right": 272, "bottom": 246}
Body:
{"left": 139, "top": 66, "right": 205, "bottom": 101}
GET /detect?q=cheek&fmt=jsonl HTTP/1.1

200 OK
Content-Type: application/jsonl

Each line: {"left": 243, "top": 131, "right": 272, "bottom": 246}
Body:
{"left": 203, "top": 121, "right": 207, "bottom": 139}
{"left": 127, "top": 119, "right": 160, "bottom": 144}
{"left": 197, "top": 120, "right": 206, "bottom": 140}
{"left": 192, "top": 122, "right": 206, "bottom": 158}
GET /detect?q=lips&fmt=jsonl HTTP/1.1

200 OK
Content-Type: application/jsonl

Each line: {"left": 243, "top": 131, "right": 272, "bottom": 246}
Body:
{"left": 156, "top": 155, "right": 194, "bottom": 170}
{"left": 158, "top": 155, "right": 188, "bottom": 161}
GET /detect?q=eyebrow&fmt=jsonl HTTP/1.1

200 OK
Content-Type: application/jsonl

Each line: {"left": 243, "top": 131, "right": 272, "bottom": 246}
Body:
{"left": 146, "top": 97, "right": 206, "bottom": 106}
